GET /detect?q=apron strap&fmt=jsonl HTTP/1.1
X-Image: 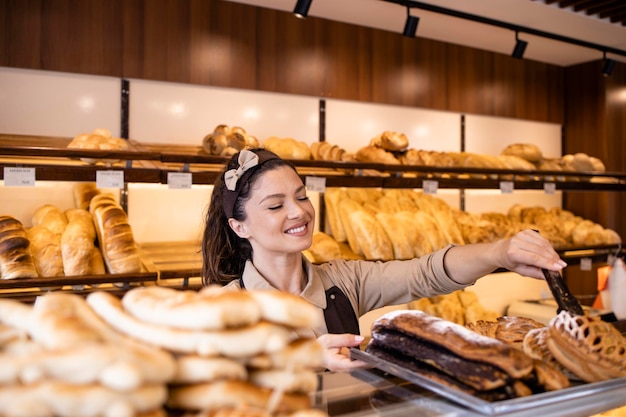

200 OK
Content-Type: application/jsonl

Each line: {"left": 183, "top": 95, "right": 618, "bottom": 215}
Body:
{"left": 323, "top": 286, "right": 360, "bottom": 335}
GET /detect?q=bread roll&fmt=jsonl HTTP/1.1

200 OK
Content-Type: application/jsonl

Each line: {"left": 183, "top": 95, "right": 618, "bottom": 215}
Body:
{"left": 26, "top": 225, "right": 64, "bottom": 277}
{"left": 32, "top": 204, "right": 68, "bottom": 236}
{"left": 0, "top": 216, "right": 38, "bottom": 279}
{"left": 370, "top": 131, "right": 409, "bottom": 152}
{"left": 307, "top": 232, "right": 342, "bottom": 263}
{"left": 501, "top": 143, "right": 543, "bottom": 164}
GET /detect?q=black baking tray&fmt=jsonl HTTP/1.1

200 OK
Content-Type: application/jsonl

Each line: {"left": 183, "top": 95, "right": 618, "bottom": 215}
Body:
{"left": 351, "top": 348, "right": 626, "bottom": 416}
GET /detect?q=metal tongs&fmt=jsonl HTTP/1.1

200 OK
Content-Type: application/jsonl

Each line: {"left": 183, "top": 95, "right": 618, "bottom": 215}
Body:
{"left": 542, "top": 267, "right": 585, "bottom": 316}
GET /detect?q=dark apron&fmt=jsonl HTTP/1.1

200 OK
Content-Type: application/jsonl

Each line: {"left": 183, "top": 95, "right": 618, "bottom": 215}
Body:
{"left": 239, "top": 279, "right": 360, "bottom": 335}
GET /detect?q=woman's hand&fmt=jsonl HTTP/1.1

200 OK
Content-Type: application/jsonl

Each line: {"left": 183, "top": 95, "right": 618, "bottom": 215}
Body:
{"left": 495, "top": 229, "right": 567, "bottom": 279}
{"left": 316, "top": 333, "right": 369, "bottom": 372}
{"left": 444, "top": 229, "right": 567, "bottom": 284}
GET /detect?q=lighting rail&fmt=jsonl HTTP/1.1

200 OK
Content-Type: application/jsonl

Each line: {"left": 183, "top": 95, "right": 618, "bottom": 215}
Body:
{"left": 383, "top": 0, "right": 626, "bottom": 59}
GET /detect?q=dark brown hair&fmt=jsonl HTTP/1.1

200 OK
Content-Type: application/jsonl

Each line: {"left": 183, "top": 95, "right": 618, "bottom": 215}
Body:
{"left": 201, "top": 149, "right": 297, "bottom": 285}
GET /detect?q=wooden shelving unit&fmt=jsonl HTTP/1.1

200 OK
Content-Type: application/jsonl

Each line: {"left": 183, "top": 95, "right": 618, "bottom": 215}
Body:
{"left": 1, "top": 133, "right": 624, "bottom": 299}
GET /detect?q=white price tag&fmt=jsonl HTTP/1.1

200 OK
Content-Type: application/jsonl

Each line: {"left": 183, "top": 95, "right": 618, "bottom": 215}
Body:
{"left": 423, "top": 180, "right": 438, "bottom": 195}
{"left": 167, "top": 172, "right": 192, "bottom": 189}
{"left": 544, "top": 182, "right": 556, "bottom": 195}
{"left": 96, "top": 170, "right": 124, "bottom": 189}
{"left": 500, "top": 181, "right": 514, "bottom": 194}
{"left": 3, "top": 167, "right": 35, "bottom": 187}
{"left": 305, "top": 176, "right": 326, "bottom": 192}
{"left": 580, "top": 257, "right": 592, "bottom": 271}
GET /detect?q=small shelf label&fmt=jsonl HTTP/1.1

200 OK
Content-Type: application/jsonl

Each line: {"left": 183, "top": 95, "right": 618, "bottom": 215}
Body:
{"left": 305, "top": 176, "right": 326, "bottom": 192}
{"left": 423, "top": 180, "right": 438, "bottom": 195}
{"left": 544, "top": 182, "right": 556, "bottom": 194}
{"left": 168, "top": 172, "right": 193, "bottom": 189}
{"left": 3, "top": 167, "right": 35, "bottom": 187}
{"left": 580, "top": 257, "right": 592, "bottom": 271}
{"left": 96, "top": 170, "right": 124, "bottom": 189}
{"left": 500, "top": 181, "right": 514, "bottom": 194}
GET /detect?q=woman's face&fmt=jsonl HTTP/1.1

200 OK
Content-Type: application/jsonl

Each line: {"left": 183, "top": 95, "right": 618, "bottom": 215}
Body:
{"left": 229, "top": 165, "right": 315, "bottom": 256}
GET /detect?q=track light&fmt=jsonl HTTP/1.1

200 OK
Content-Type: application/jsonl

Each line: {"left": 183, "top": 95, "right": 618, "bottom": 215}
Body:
{"left": 403, "top": 6, "right": 419, "bottom": 38}
{"left": 602, "top": 52, "right": 615, "bottom": 77}
{"left": 512, "top": 31, "right": 527, "bottom": 59}
{"left": 293, "top": 0, "right": 312, "bottom": 19}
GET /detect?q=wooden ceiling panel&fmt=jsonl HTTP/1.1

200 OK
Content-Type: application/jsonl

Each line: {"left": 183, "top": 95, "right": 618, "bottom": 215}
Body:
{"left": 532, "top": 0, "right": 626, "bottom": 26}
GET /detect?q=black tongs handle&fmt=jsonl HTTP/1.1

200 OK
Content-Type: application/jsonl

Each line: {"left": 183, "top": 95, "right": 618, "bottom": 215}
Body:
{"left": 542, "top": 268, "right": 585, "bottom": 316}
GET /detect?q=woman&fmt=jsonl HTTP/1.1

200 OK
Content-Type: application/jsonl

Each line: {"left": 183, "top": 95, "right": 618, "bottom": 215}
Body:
{"left": 202, "top": 148, "right": 567, "bottom": 371}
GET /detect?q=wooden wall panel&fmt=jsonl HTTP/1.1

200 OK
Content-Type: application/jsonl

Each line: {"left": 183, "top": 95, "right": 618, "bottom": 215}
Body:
{"left": 41, "top": 0, "right": 123, "bottom": 75}
{"left": 0, "top": 0, "right": 43, "bottom": 69}
{"left": 1, "top": 0, "right": 565, "bottom": 123}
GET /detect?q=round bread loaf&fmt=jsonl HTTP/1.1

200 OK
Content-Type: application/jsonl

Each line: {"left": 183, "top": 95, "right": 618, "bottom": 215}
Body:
{"left": 501, "top": 143, "right": 543, "bottom": 164}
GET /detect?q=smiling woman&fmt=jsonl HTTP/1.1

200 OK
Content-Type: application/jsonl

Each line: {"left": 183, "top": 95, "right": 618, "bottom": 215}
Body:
{"left": 200, "top": 148, "right": 568, "bottom": 372}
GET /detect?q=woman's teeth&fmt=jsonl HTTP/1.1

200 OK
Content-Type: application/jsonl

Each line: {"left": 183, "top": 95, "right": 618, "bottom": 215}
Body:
{"left": 287, "top": 225, "right": 306, "bottom": 234}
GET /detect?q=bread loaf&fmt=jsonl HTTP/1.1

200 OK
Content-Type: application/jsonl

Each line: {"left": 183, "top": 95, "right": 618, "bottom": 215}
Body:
{"left": 263, "top": 137, "right": 311, "bottom": 160}
{"left": 26, "top": 225, "right": 64, "bottom": 277}
{"left": 32, "top": 204, "right": 68, "bottom": 236}
{"left": 501, "top": 143, "right": 543, "bottom": 164}
{"left": 61, "top": 208, "right": 97, "bottom": 276}
{"left": 370, "top": 131, "right": 409, "bottom": 152}
{"left": 89, "top": 194, "right": 141, "bottom": 274}
{"left": 355, "top": 145, "right": 400, "bottom": 165}
{"left": 0, "top": 216, "right": 38, "bottom": 279}
{"left": 348, "top": 210, "right": 394, "bottom": 261}
{"left": 73, "top": 182, "right": 101, "bottom": 210}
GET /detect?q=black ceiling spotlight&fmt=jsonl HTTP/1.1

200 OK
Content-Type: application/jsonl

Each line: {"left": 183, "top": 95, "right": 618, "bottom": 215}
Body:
{"left": 293, "top": 0, "right": 312, "bottom": 19}
{"left": 511, "top": 31, "right": 528, "bottom": 59}
{"left": 602, "top": 51, "right": 616, "bottom": 77}
{"left": 403, "top": 6, "right": 419, "bottom": 38}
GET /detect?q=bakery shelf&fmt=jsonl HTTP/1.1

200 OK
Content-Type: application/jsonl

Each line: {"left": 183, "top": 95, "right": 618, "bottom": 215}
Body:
{"left": 2, "top": 134, "right": 625, "bottom": 190}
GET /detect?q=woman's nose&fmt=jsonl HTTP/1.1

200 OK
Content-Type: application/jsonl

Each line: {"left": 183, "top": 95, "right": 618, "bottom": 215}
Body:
{"left": 287, "top": 200, "right": 306, "bottom": 218}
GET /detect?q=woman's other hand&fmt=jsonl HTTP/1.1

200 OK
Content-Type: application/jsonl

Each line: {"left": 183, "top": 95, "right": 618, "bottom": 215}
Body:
{"left": 316, "top": 333, "right": 369, "bottom": 372}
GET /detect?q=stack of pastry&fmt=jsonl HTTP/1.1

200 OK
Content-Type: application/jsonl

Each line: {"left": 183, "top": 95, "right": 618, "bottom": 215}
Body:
{"left": 353, "top": 131, "right": 407, "bottom": 168}
{"left": 67, "top": 128, "right": 129, "bottom": 165}
{"left": 25, "top": 203, "right": 106, "bottom": 278}
{"left": 323, "top": 188, "right": 465, "bottom": 261}
{"left": 86, "top": 286, "right": 326, "bottom": 416}
{"left": 202, "top": 125, "right": 259, "bottom": 157}
{"left": 0, "top": 293, "right": 174, "bottom": 416}
{"left": 467, "top": 310, "right": 626, "bottom": 383}
{"left": 322, "top": 187, "right": 620, "bottom": 261}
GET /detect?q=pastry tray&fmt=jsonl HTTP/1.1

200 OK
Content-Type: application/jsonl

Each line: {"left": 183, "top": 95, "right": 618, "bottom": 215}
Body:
{"left": 350, "top": 348, "right": 626, "bottom": 416}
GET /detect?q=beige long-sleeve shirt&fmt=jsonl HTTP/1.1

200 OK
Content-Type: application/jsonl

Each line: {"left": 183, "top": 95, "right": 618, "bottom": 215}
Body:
{"left": 225, "top": 244, "right": 469, "bottom": 337}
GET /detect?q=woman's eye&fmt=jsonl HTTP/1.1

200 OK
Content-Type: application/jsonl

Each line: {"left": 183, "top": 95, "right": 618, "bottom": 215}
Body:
{"left": 298, "top": 195, "right": 310, "bottom": 201}
{"left": 268, "top": 204, "right": 282, "bottom": 210}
